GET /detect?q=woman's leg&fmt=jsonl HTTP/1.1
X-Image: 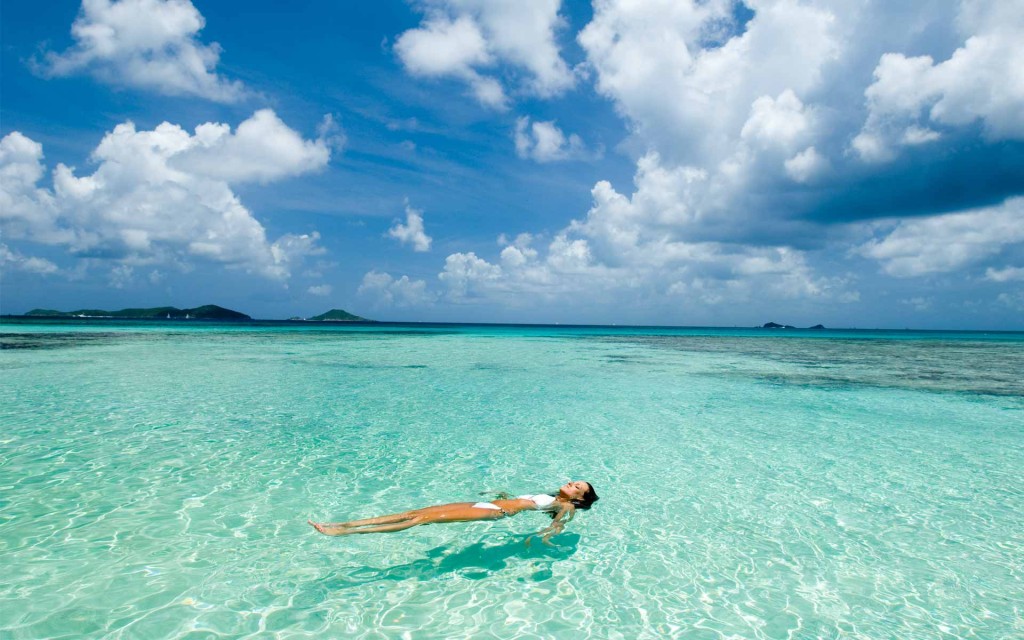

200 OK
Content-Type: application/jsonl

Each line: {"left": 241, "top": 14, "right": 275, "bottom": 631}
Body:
{"left": 308, "top": 512, "right": 415, "bottom": 535}
{"left": 326, "top": 517, "right": 425, "bottom": 535}
{"left": 309, "top": 503, "right": 503, "bottom": 536}
{"left": 323, "top": 511, "right": 419, "bottom": 528}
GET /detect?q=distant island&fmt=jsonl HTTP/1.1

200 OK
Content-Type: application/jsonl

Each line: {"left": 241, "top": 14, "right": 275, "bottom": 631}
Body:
{"left": 306, "top": 309, "right": 370, "bottom": 322}
{"left": 25, "top": 305, "right": 251, "bottom": 320}
{"left": 9, "top": 305, "right": 374, "bottom": 322}
{"left": 761, "top": 322, "right": 826, "bottom": 330}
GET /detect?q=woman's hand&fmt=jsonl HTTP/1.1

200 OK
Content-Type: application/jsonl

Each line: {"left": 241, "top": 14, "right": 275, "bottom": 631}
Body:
{"left": 526, "top": 503, "right": 575, "bottom": 547}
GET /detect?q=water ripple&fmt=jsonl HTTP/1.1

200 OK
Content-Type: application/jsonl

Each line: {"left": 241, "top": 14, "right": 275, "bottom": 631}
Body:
{"left": 1, "top": 324, "right": 1021, "bottom": 638}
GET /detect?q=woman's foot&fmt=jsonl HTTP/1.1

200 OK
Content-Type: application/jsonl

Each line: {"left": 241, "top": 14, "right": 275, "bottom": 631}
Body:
{"left": 308, "top": 520, "right": 349, "bottom": 536}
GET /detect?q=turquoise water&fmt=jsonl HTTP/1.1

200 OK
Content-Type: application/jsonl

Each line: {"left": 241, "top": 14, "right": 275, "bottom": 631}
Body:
{"left": 1, "top": 321, "right": 1022, "bottom": 639}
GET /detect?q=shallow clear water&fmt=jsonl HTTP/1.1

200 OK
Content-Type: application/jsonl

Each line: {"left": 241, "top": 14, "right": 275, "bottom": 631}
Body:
{"left": 2, "top": 320, "right": 1022, "bottom": 639}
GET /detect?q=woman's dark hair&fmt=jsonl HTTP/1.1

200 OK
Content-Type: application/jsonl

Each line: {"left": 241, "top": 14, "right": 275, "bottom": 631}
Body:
{"left": 548, "top": 482, "right": 599, "bottom": 518}
{"left": 573, "top": 482, "right": 599, "bottom": 510}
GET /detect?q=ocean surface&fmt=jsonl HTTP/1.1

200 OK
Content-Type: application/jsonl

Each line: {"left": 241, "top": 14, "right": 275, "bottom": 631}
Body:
{"left": 1, "top": 319, "right": 1022, "bottom": 639}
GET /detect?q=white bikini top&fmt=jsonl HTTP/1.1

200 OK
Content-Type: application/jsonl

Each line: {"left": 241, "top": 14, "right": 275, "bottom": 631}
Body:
{"left": 519, "top": 494, "right": 558, "bottom": 510}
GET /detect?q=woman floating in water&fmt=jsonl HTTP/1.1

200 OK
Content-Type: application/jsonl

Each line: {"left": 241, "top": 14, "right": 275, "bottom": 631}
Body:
{"left": 309, "top": 481, "right": 598, "bottom": 544}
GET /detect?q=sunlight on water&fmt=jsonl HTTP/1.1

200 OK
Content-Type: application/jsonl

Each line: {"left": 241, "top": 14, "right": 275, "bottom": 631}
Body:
{"left": 1, "top": 321, "right": 1022, "bottom": 638}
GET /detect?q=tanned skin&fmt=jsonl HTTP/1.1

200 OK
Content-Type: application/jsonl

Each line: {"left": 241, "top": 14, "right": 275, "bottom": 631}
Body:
{"left": 308, "top": 481, "right": 591, "bottom": 544}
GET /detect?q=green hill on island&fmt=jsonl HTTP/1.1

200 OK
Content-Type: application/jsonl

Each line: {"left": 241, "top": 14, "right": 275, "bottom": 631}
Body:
{"left": 308, "top": 309, "right": 369, "bottom": 322}
{"left": 25, "top": 305, "right": 251, "bottom": 320}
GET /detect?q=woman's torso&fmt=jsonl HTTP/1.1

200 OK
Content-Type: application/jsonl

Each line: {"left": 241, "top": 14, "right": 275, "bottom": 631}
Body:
{"left": 490, "top": 494, "right": 559, "bottom": 515}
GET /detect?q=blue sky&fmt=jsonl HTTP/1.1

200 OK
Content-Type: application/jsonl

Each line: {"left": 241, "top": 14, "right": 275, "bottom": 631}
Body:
{"left": 2, "top": 0, "right": 1022, "bottom": 328}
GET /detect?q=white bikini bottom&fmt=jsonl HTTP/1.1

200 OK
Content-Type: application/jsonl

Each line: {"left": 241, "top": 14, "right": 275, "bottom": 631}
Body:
{"left": 471, "top": 502, "right": 502, "bottom": 511}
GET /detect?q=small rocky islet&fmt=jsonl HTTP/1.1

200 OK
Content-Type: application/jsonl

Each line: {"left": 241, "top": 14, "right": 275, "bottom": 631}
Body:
{"left": 761, "top": 322, "right": 827, "bottom": 330}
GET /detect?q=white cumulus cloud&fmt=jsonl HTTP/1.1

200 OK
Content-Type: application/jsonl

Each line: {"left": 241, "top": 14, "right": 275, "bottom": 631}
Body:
{"left": 422, "top": 153, "right": 856, "bottom": 309}
{"left": 857, "top": 197, "right": 1024, "bottom": 277}
{"left": 514, "top": 117, "right": 586, "bottom": 162}
{"left": 985, "top": 266, "right": 1024, "bottom": 282}
{"left": 438, "top": 251, "right": 504, "bottom": 299}
{"left": 784, "top": 146, "right": 827, "bottom": 183}
{"left": 740, "top": 90, "right": 814, "bottom": 150}
{"left": 569, "top": 1, "right": 842, "bottom": 243}
{"left": 388, "top": 202, "right": 433, "bottom": 252}
{"left": 358, "top": 270, "right": 434, "bottom": 307}
{"left": 39, "top": 0, "right": 244, "bottom": 102}
{"left": 0, "top": 243, "right": 60, "bottom": 275}
{"left": 0, "top": 132, "right": 63, "bottom": 243}
{"left": 174, "top": 109, "right": 331, "bottom": 183}
{"left": 853, "top": 2, "right": 1024, "bottom": 162}
{"left": 371, "top": 0, "right": 1024, "bottom": 319}
{"left": 0, "top": 110, "right": 330, "bottom": 280}
{"left": 579, "top": 0, "right": 838, "bottom": 166}
{"left": 395, "top": 0, "right": 574, "bottom": 108}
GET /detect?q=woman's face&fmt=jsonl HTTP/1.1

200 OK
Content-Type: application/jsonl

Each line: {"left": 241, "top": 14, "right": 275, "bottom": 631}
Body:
{"left": 560, "top": 480, "right": 590, "bottom": 501}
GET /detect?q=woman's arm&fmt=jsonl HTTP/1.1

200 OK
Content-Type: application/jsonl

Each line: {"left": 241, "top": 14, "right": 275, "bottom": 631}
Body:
{"left": 528, "top": 503, "right": 576, "bottom": 546}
